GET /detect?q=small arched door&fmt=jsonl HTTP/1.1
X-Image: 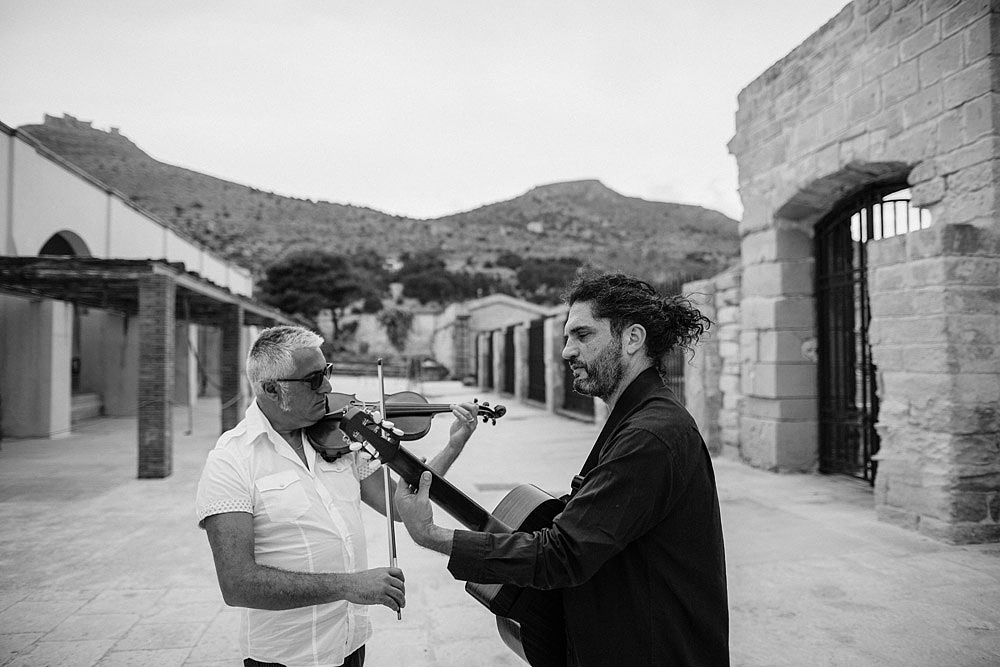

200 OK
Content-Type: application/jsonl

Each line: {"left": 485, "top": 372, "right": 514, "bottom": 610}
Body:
{"left": 814, "top": 185, "right": 931, "bottom": 484}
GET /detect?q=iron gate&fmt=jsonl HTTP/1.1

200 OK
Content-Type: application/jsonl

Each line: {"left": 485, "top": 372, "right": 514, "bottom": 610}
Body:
{"left": 815, "top": 184, "right": 930, "bottom": 484}
{"left": 527, "top": 319, "right": 546, "bottom": 402}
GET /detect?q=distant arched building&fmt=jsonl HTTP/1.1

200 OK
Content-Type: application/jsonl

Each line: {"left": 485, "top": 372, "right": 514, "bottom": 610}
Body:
{"left": 686, "top": 0, "right": 1000, "bottom": 543}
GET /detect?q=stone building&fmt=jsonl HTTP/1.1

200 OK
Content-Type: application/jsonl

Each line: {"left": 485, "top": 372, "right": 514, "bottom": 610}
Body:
{"left": 686, "top": 0, "right": 1000, "bottom": 543}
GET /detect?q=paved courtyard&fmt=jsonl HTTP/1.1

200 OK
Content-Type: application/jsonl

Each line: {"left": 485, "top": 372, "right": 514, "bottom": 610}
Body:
{"left": 2, "top": 377, "right": 999, "bottom": 666}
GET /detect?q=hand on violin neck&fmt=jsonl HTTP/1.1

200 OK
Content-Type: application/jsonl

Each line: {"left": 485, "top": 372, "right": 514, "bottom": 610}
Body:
{"left": 448, "top": 402, "right": 480, "bottom": 444}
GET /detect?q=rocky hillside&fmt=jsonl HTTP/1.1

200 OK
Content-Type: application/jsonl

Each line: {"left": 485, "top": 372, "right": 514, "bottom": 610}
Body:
{"left": 20, "top": 114, "right": 740, "bottom": 284}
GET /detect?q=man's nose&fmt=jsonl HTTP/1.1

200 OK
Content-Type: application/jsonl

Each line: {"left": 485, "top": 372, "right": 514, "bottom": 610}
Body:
{"left": 562, "top": 340, "right": 576, "bottom": 360}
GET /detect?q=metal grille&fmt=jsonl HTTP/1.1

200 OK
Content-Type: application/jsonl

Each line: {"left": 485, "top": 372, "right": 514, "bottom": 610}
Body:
{"left": 815, "top": 185, "right": 930, "bottom": 484}
{"left": 527, "top": 319, "right": 546, "bottom": 402}
{"left": 502, "top": 326, "right": 516, "bottom": 394}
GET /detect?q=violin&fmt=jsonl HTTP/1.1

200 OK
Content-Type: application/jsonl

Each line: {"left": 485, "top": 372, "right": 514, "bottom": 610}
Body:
{"left": 312, "top": 390, "right": 506, "bottom": 441}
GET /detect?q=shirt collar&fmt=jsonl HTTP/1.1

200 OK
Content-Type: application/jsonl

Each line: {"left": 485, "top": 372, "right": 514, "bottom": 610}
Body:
{"left": 244, "top": 400, "right": 315, "bottom": 468}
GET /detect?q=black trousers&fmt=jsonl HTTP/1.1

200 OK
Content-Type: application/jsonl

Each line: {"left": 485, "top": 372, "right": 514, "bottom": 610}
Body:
{"left": 244, "top": 645, "right": 365, "bottom": 667}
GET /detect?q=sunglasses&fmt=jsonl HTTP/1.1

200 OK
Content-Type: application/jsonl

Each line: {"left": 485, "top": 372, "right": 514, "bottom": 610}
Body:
{"left": 275, "top": 363, "right": 334, "bottom": 391}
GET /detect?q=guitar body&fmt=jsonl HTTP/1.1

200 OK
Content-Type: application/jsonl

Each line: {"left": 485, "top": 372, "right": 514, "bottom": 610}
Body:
{"left": 337, "top": 408, "right": 568, "bottom": 666}
{"left": 465, "top": 484, "right": 567, "bottom": 667}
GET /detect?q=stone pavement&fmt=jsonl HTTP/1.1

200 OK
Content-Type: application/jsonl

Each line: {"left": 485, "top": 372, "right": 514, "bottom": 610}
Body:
{"left": 2, "top": 377, "right": 999, "bottom": 667}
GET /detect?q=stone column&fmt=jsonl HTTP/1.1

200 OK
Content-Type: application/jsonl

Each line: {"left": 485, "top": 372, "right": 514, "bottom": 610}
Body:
{"left": 513, "top": 322, "right": 528, "bottom": 400}
{"left": 739, "top": 226, "right": 818, "bottom": 471}
{"left": 138, "top": 274, "right": 175, "bottom": 478}
{"left": 545, "top": 311, "right": 566, "bottom": 414}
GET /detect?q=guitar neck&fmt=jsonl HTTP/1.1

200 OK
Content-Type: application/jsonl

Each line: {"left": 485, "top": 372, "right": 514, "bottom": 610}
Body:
{"left": 384, "top": 447, "right": 512, "bottom": 533}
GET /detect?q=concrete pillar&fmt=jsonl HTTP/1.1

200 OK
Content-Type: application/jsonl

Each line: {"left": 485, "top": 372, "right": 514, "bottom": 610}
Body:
{"left": 173, "top": 322, "right": 198, "bottom": 407}
{"left": 513, "top": 322, "right": 528, "bottom": 400}
{"left": 138, "top": 274, "right": 175, "bottom": 478}
{"left": 0, "top": 297, "right": 73, "bottom": 438}
{"left": 544, "top": 312, "right": 566, "bottom": 414}
{"left": 493, "top": 330, "right": 505, "bottom": 395}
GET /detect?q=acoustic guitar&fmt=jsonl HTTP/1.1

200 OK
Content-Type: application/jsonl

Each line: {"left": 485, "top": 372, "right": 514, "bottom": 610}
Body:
{"left": 339, "top": 406, "right": 568, "bottom": 667}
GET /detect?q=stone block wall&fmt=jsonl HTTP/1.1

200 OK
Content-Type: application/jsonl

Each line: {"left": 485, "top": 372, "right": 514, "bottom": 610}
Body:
{"left": 685, "top": 267, "right": 743, "bottom": 457}
{"left": 726, "top": 0, "right": 1000, "bottom": 541}
{"left": 684, "top": 278, "right": 721, "bottom": 452}
{"left": 868, "top": 223, "right": 1000, "bottom": 542}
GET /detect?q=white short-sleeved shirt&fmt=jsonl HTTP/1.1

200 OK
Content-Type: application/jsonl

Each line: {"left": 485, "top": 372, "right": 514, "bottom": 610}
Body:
{"left": 196, "top": 401, "right": 373, "bottom": 667}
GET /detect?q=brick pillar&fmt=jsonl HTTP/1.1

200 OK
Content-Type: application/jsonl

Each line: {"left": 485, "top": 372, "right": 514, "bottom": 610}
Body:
{"left": 138, "top": 274, "right": 175, "bottom": 478}
{"left": 219, "top": 304, "right": 245, "bottom": 433}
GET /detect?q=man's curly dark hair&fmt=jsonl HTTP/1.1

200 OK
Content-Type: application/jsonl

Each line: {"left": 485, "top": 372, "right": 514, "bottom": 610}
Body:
{"left": 562, "top": 272, "right": 711, "bottom": 370}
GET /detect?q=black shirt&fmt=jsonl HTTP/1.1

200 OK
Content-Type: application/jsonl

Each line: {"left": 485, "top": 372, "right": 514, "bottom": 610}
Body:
{"left": 448, "top": 368, "right": 729, "bottom": 666}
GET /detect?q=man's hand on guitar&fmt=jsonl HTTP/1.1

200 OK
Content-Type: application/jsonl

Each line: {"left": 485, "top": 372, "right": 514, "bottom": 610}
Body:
{"left": 394, "top": 471, "right": 455, "bottom": 556}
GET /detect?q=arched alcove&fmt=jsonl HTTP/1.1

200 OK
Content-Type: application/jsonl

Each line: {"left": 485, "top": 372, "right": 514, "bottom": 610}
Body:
{"left": 39, "top": 231, "right": 91, "bottom": 257}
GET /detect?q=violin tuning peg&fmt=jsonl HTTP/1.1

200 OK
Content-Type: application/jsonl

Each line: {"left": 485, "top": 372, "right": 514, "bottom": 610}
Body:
{"left": 349, "top": 441, "right": 363, "bottom": 451}
{"left": 391, "top": 427, "right": 404, "bottom": 437}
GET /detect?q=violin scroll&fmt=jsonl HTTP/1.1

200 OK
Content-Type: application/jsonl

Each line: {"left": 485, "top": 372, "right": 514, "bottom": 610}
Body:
{"left": 473, "top": 398, "right": 506, "bottom": 425}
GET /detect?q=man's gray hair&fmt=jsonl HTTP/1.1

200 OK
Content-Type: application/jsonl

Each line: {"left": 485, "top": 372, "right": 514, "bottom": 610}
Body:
{"left": 246, "top": 325, "right": 324, "bottom": 397}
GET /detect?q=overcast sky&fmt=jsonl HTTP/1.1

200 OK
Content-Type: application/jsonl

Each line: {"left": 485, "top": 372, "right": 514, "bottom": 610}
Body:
{"left": 2, "top": 1, "right": 849, "bottom": 221}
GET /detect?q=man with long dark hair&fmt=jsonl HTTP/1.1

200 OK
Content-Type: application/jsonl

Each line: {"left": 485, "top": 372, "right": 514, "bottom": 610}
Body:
{"left": 395, "top": 272, "right": 729, "bottom": 666}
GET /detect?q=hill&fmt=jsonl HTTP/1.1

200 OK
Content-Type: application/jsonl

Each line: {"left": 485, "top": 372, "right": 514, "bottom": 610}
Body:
{"left": 19, "top": 114, "right": 740, "bottom": 284}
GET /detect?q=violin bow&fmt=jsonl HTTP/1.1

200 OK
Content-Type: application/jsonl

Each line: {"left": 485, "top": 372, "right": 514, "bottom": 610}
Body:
{"left": 377, "top": 358, "right": 402, "bottom": 621}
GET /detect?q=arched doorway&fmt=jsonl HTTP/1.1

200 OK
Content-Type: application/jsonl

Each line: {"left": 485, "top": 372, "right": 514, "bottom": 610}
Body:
{"left": 814, "top": 185, "right": 931, "bottom": 484}
{"left": 38, "top": 231, "right": 91, "bottom": 396}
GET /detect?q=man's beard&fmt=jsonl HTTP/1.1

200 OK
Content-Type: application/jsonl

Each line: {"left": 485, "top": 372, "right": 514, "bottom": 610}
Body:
{"left": 571, "top": 339, "right": 625, "bottom": 400}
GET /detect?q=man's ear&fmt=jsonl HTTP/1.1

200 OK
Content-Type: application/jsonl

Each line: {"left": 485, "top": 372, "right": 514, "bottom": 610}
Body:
{"left": 261, "top": 380, "right": 279, "bottom": 398}
{"left": 623, "top": 324, "right": 647, "bottom": 356}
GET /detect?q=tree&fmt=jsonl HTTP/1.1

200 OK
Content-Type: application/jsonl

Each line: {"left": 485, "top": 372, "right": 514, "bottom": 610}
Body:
{"left": 257, "top": 249, "right": 386, "bottom": 334}
{"left": 516, "top": 256, "right": 584, "bottom": 303}
{"left": 377, "top": 308, "right": 413, "bottom": 354}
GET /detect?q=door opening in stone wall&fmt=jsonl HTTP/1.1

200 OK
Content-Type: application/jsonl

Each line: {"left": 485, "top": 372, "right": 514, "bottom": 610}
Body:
{"left": 814, "top": 184, "right": 931, "bottom": 485}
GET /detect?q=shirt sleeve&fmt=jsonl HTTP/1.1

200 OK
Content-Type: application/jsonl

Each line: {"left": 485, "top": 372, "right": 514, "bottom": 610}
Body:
{"left": 195, "top": 447, "right": 254, "bottom": 529}
{"left": 448, "top": 424, "right": 684, "bottom": 589}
